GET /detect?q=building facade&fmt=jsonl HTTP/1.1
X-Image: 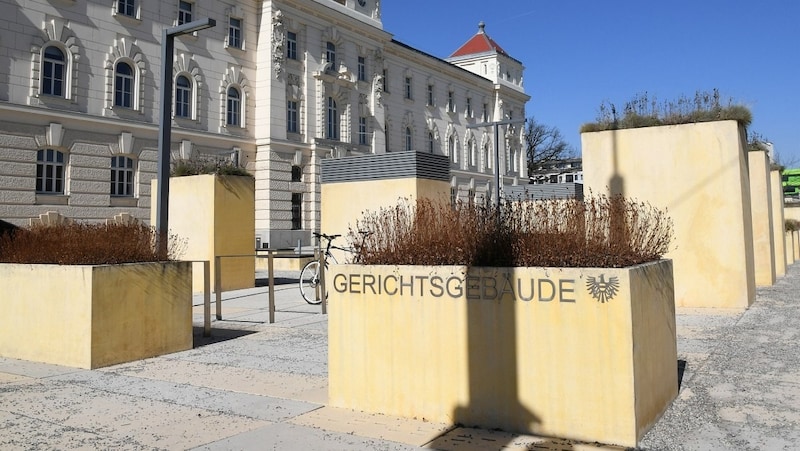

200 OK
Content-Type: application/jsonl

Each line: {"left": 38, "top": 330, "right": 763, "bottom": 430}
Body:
{"left": 0, "top": 0, "right": 529, "bottom": 248}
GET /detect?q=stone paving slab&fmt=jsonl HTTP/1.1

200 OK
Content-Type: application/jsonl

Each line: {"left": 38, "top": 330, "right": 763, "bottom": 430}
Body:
{"left": 289, "top": 405, "right": 451, "bottom": 446}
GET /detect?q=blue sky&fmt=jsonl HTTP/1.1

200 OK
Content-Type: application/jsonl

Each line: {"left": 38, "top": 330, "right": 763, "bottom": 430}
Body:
{"left": 382, "top": 0, "right": 800, "bottom": 167}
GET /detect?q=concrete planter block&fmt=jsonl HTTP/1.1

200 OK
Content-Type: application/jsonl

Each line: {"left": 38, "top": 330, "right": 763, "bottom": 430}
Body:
{"left": 328, "top": 260, "right": 678, "bottom": 448}
{"left": 0, "top": 262, "right": 192, "bottom": 369}
{"left": 582, "top": 120, "right": 755, "bottom": 309}
{"left": 152, "top": 174, "right": 255, "bottom": 292}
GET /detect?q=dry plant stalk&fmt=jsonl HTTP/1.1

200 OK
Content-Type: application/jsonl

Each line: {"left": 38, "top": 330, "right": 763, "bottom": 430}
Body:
{"left": 0, "top": 222, "right": 184, "bottom": 265}
{"left": 349, "top": 195, "right": 672, "bottom": 268}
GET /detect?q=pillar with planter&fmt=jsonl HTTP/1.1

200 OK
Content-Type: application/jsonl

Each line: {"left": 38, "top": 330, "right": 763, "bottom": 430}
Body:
{"left": 582, "top": 120, "right": 755, "bottom": 309}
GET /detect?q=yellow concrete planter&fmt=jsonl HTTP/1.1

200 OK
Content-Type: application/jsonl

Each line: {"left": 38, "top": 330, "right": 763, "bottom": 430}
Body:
{"left": 152, "top": 174, "right": 255, "bottom": 293}
{"left": 328, "top": 260, "right": 678, "bottom": 448}
{"left": 0, "top": 261, "right": 192, "bottom": 369}
{"left": 582, "top": 121, "right": 755, "bottom": 309}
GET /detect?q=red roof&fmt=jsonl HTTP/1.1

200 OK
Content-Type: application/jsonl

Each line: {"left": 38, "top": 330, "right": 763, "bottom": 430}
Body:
{"left": 449, "top": 22, "right": 508, "bottom": 58}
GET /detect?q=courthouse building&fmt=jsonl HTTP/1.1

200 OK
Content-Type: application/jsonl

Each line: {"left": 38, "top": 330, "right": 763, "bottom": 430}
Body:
{"left": 0, "top": 0, "right": 529, "bottom": 248}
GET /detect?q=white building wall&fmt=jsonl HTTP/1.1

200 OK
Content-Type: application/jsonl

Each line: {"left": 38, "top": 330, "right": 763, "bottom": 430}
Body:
{"left": 0, "top": 0, "right": 530, "bottom": 249}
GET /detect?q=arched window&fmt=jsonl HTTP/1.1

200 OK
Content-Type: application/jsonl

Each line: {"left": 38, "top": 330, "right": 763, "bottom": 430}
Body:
{"left": 325, "top": 41, "right": 336, "bottom": 67}
{"left": 42, "top": 46, "right": 65, "bottom": 97}
{"left": 36, "top": 149, "right": 66, "bottom": 194}
{"left": 114, "top": 61, "right": 134, "bottom": 108}
{"left": 428, "top": 132, "right": 435, "bottom": 154}
{"left": 326, "top": 97, "right": 339, "bottom": 140}
{"left": 226, "top": 86, "right": 241, "bottom": 126}
{"left": 405, "top": 127, "right": 413, "bottom": 151}
{"left": 110, "top": 156, "right": 135, "bottom": 197}
{"left": 469, "top": 139, "right": 476, "bottom": 167}
{"left": 175, "top": 75, "right": 191, "bottom": 118}
{"left": 449, "top": 135, "right": 456, "bottom": 163}
{"left": 485, "top": 142, "right": 492, "bottom": 169}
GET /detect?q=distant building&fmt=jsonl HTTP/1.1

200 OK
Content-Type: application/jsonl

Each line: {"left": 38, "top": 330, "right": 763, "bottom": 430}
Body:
{"left": 0, "top": 1, "right": 529, "bottom": 248}
{"left": 529, "top": 158, "right": 583, "bottom": 185}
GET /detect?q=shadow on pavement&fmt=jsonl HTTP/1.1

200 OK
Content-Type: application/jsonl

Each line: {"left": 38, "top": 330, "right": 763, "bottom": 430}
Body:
{"left": 192, "top": 326, "right": 257, "bottom": 348}
{"left": 255, "top": 276, "right": 299, "bottom": 287}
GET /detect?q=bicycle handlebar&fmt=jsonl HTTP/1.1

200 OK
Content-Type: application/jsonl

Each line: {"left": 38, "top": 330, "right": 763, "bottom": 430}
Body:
{"left": 313, "top": 232, "right": 341, "bottom": 241}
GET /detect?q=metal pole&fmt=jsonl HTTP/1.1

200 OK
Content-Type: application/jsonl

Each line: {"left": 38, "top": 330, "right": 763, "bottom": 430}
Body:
{"left": 494, "top": 123, "right": 500, "bottom": 207}
{"left": 268, "top": 250, "right": 275, "bottom": 324}
{"left": 203, "top": 260, "right": 211, "bottom": 337}
{"left": 155, "top": 19, "right": 215, "bottom": 256}
{"left": 155, "top": 29, "right": 174, "bottom": 257}
{"left": 320, "top": 251, "right": 327, "bottom": 315}
{"left": 214, "top": 255, "right": 222, "bottom": 320}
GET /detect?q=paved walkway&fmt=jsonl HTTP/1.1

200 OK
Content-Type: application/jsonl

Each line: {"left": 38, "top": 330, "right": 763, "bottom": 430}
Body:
{"left": 1, "top": 265, "right": 799, "bottom": 450}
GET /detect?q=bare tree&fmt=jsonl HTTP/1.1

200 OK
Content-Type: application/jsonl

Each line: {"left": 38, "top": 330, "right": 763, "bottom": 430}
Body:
{"left": 525, "top": 116, "right": 575, "bottom": 173}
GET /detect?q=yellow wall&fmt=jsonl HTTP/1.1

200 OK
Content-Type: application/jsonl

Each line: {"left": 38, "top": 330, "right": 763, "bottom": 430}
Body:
{"left": 321, "top": 177, "right": 450, "bottom": 263}
{"left": 152, "top": 175, "right": 255, "bottom": 292}
{"left": 785, "top": 205, "right": 800, "bottom": 223}
{"left": 328, "top": 261, "right": 677, "bottom": 448}
{"left": 771, "top": 170, "right": 787, "bottom": 276}
{"left": 0, "top": 262, "right": 192, "bottom": 369}
{"left": 787, "top": 232, "right": 796, "bottom": 265}
{"left": 748, "top": 151, "right": 776, "bottom": 286}
{"left": 582, "top": 121, "right": 755, "bottom": 309}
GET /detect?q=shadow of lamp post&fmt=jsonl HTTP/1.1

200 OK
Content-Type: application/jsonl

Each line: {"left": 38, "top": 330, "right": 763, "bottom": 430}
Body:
{"left": 155, "top": 18, "right": 216, "bottom": 255}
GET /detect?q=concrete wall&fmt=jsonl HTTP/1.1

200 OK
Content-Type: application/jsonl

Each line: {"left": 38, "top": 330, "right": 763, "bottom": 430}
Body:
{"left": 0, "top": 262, "right": 192, "bottom": 369}
{"left": 748, "top": 150, "right": 776, "bottom": 286}
{"left": 771, "top": 170, "right": 787, "bottom": 276}
{"left": 152, "top": 175, "right": 255, "bottom": 292}
{"left": 581, "top": 121, "right": 755, "bottom": 309}
{"left": 328, "top": 261, "right": 678, "bottom": 448}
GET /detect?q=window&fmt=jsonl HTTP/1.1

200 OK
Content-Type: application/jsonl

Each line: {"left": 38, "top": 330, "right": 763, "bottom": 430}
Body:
{"left": 427, "top": 132, "right": 435, "bottom": 154}
{"left": 291, "top": 193, "right": 302, "bottom": 230}
{"left": 36, "top": 149, "right": 65, "bottom": 194}
{"left": 450, "top": 186, "right": 457, "bottom": 206}
{"left": 286, "top": 31, "right": 297, "bottom": 60}
{"left": 291, "top": 165, "right": 302, "bottom": 182}
{"left": 110, "top": 156, "right": 134, "bottom": 197}
{"left": 228, "top": 17, "right": 242, "bottom": 49}
{"left": 226, "top": 87, "right": 241, "bottom": 126}
{"left": 357, "top": 56, "right": 366, "bottom": 82}
{"left": 326, "top": 97, "right": 339, "bottom": 140}
{"left": 325, "top": 41, "right": 336, "bottom": 68}
{"left": 447, "top": 91, "right": 455, "bottom": 113}
{"left": 566, "top": 174, "right": 574, "bottom": 183}
{"left": 449, "top": 135, "right": 456, "bottom": 162}
{"left": 427, "top": 84, "right": 434, "bottom": 106}
{"left": 114, "top": 61, "right": 134, "bottom": 108}
{"left": 287, "top": 100, "right": 298, "bottom": 133}
{"left": 178, "top": 1, "right": 192, "bottom": 25}
{"left": 404, "top": 77, "right": 412, "bottom": 100}
{"left": 466, "top": 98, "right": 472, "bottom": 117}
{"left": 468, "top": 188, "right": 475, "bottom": 207}
{"left": 42, "top": 46, "right": 65, "bottom": 97}
{"left": 482, "top": 103, "right": 489, "bottom": 122}
{"left": 382, "top": 69, "right": 388, "bottom": 92}
{"left": 117, "top": 0, "right": 135, "bottom": 17}
{"left": 175, "top": 75, "right": 191, "bottom": 118}
{"left": 469, "top": 139, "right": 476, "bottom": 166}
{"left": 404, "top": 127, "right": 412, "bottom": 151}
{"left": 358, "top": 116, "right": 368, "bottom": 145}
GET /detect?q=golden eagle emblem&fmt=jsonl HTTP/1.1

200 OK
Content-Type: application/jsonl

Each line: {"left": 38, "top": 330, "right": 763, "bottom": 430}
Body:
{"left": 586, "top": 274, "right": 620, "bottom": 303}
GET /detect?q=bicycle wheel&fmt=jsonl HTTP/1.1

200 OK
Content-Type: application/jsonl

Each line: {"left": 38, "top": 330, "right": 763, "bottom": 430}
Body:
{"left": 299, "top": 260, "right": 323, "bottom": 304}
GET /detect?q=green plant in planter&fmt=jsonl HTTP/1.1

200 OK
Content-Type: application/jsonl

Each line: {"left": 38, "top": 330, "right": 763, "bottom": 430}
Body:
{"left": 580, "top": 89, "right": 751, "bottom": 133}
{"left": 171, "top": 159, "right": 252, "bottom": 177}
{"left": 787, "top": 219, "right": 800, "bottom": 232}
{"left": 348, "top": 195, "right": 673, "bottom": 268}
{"left": 0, "top": 222, "right": 184, "bottom": 264}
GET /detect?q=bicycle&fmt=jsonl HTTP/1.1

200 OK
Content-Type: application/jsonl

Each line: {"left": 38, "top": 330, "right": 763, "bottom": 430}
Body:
{"left": 299, "top": 232, "right": 342, "bottom": 305}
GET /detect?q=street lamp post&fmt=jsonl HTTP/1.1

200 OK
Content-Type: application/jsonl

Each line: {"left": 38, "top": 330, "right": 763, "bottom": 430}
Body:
{"left": 467, "top": 118, "right": 525, "bottom": 206}
{"left": 155, "top": 18, "right": 216, "bottom": 256}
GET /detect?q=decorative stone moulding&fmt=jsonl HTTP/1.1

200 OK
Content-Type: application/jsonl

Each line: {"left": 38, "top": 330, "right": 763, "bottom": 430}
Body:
{"left": 328, "top": 260, "right": 678, "bottom": 448}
